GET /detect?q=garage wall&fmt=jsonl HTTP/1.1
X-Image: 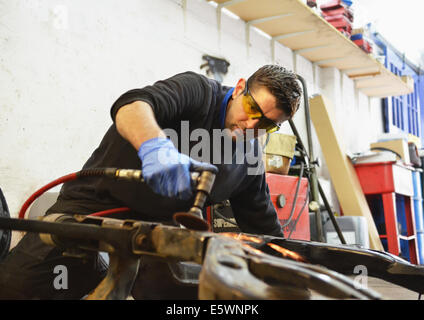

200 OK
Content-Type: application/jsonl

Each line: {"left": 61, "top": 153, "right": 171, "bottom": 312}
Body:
{"left": 0, "top": 0, "right": 383, "bottom": 223}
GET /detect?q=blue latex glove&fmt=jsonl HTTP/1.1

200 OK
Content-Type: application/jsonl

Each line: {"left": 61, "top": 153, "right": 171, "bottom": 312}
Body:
{"left": 138, "top": 137, "right": 218, "bottom": 200}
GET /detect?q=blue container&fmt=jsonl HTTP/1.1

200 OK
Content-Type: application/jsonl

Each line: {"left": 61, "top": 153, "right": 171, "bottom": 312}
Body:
{"left": 413, "top": 197, "right": 424, "bottom": 233}
{"left": 412, "top": 170, "right": 422, "bottom": 198}
{"left": 350, "top": 34, "right": 363, "bottom": 41}
{"left": 417, "top": 232, "right": 424, "bottom": 264}
{"left": 412, "top": 170, "right": 424, "bottom": 264}
{"left": 414, "top": 198, "right": 424, "bottom": 264}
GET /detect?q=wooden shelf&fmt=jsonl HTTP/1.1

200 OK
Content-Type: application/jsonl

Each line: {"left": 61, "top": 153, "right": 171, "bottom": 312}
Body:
{"left": 213, "top": 0, "right": 414, "bottom": 97}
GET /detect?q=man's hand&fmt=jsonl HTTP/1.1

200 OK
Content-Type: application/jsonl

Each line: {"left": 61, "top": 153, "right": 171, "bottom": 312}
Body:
{"left": 138, "top": 137, "right": 218, "bottom": 200}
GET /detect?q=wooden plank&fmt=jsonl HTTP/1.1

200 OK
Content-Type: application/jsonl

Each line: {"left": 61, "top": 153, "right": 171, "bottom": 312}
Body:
{"left": 214, "top": 0, "right": 413, "bottom": 97}
{"left": 360, "top": 86, "right": 409, "bottom": 98}
{"left": 215, "top": 0, "right": 306, "bottom": 21}
{"left": 309, "top": 94, "right": 384, "bottom": 251}
{"left": 344, "top": 65, "right": 381, "bottom": 76}
{"left": 355, "top": 75, "right": 396, "bottom": 89}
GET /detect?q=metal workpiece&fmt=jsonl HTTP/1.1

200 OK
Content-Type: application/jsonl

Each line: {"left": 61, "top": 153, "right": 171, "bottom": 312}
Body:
{"left": 86, "top": 254, "right": 140, "bottom": 300}
{"left": 199, "top": 234, "right": 380, "bottom": 300}
{"left": 247, "top": 252, "right": 380, "bottom": 300}
{"left": 24, "top": 214, "right": 142, "bottom": 258}
{"left": 133, "top": 224, "right": 208, "bottom": 264}
{"left": 266, "top": 237, "right": 424, "bottom": 294}
{"left": 199, "top": 236, "right": 285, "bottom": 300}
{"left": 2, "top": 214, "right": 424, "bottom": 299}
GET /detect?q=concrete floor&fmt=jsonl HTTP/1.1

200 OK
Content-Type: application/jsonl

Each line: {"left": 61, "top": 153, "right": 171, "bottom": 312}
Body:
{"left": 307, "top": 275, "right": 421, "bottom": 300}
{"left": 365, "top": 276, "right": 421, "bottom": 300}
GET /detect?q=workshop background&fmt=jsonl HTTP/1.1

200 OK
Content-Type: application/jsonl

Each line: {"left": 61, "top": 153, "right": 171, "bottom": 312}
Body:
{"left": 1, "top": 0, "right": 423, "bottom": 265}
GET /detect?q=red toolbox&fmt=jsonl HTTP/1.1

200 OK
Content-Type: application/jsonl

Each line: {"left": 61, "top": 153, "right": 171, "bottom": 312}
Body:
{"left": 324, "top": 14, "right": 352, "bottom": 28}
{"left": 266, "top": 173, "right": 310, "bottom": 240}
{"left": 353, "top": 39, "right": 373, "bottom": 53}
{"left": 321, "top": 6, "right": 353, "bottom": 21}
{"left": 320, "top": 0, "right": 345, "bottom": 10}
{"left": 324, "top": 14, "right": 352, "bottom": 35}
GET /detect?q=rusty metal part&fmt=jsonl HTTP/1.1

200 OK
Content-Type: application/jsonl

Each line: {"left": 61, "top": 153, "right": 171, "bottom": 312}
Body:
{"left": 85, "top": 254, "right": 140, "bottom": 300}
{"left": 3, "top": 215, "right": 424, "bottom": 300}
{"left": 199, "top": 235, "right": 380, "bottom": 300}
{"left": 199, "top": 236, "right": 307, "bottom": 300}
{"left": 1, "top": 215, "right": 381, "bottom": 299}
{"left": 133, "top": 224, "right": 207, "bottom": 264}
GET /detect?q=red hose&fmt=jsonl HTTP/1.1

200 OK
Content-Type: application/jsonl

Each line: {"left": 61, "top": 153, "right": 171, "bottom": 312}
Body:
{"left": 18, "top": 172, "right": 78, "bottom": 219}
{"left": 89, "top": 207, "right": 130, "bottom": 217}
{"left": 19, "top": 169, "right": 133, "bottom": 219}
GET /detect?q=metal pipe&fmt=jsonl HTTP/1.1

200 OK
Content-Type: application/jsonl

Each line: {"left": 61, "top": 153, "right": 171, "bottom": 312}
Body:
{"left": 294, "top": 74, "right": 324, "bottom": 242}
{"left": 294, "top": 75, "right": 346, "bottom": 244}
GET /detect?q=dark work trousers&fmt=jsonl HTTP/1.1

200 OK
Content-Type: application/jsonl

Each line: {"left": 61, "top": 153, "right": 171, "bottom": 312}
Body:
{"left": 0, "top": 232, "right": 198, "bottom": 300}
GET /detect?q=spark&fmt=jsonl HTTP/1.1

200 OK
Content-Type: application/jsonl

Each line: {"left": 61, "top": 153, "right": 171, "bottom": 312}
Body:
{"left": 221, "top": 232, "right": 264, "bottom": 244}
{"left": 267, "top": 242, "right": 306, "bottom": 262}
{"left": 220, "top": 232, "right": 306, "bottom": 262}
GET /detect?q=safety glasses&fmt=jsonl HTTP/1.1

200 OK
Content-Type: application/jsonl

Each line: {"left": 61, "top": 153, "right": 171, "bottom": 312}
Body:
{"left": 242, "top": 82, "right": 281, "bottom": 133}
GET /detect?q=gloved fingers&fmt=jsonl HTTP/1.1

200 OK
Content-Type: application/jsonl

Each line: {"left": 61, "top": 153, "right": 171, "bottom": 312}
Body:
{"left": 161, "top": 163, "right": 192, "bottom": 200}
{"left": 146, "top": 164, "right": 194, "bottom": 200}
{"left": 174, "top": 168, "right": 194, "bottom": 200}
{"left": 190, "top": 159, "right": 218, "bottom": 174}
{"left": 139, "top": 137, "right": 216, "bottom": 200}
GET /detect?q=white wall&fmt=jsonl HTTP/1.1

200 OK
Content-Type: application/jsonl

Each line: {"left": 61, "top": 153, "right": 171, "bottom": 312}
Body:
{"left": 0, "top": 0, "right": 384, "bottom": 224}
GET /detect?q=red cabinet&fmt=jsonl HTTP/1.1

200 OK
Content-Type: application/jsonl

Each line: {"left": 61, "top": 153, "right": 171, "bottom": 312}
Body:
{"left": 266, "top": 173, "right": 310, "bottom": 240}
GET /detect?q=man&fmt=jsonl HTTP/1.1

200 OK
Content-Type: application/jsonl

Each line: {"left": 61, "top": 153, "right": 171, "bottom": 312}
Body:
{"left": 0, "top": 64, "right": 302, "bottom": 299}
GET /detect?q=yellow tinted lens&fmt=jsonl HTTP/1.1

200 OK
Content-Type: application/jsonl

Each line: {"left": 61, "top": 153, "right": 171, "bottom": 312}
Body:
{"left": 257, "top": 118, "right": 278, "bottom": 133}
{"left": 242, "top": 95, "right": 262, "bottom": 118}
{"left": 265, "top": 125, "right": 279, "bottom": 133}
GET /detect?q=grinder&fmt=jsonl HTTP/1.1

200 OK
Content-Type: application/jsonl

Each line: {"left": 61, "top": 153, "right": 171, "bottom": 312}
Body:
{"left": 173, "top": 170, "right": 216, "bottom": 231}
{"left": 16, "top": 166, "right": 217, "bottom": 233}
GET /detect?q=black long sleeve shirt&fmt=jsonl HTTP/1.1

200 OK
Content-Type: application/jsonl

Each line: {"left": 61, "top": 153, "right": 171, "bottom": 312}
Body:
{"left": 47, "top": 72, "right": 284, "bottom": 237}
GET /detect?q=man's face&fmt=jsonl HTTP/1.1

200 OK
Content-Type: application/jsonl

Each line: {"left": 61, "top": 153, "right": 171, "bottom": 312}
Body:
{"left": 224, "top": 78, "right": 290, "bottom": 140}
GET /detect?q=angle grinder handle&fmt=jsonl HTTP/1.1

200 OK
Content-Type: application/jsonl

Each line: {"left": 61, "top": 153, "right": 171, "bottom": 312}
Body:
{"left": 105, "top": 167, "right": 216, "bottom": 231}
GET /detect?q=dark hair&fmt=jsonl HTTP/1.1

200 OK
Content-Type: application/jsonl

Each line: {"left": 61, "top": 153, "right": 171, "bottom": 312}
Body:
{"left": 247, "top": 65, "right": 302, "bottom": 118}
